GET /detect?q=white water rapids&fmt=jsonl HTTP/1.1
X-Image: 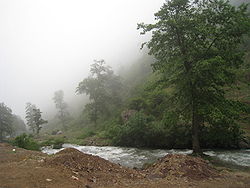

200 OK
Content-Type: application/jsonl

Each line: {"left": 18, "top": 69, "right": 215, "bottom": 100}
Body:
{"left": 42, "top": 144, "right": 250, "bottom": 168}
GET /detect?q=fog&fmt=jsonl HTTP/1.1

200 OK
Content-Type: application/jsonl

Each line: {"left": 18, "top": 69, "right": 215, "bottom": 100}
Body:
{"left": 0, "top": 0, "right": 165, "bottom": 119}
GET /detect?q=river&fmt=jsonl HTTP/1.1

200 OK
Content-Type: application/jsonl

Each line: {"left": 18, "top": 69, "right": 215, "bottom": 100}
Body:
{"left": 42, "top": 144, "right": 250, "bottom": 168}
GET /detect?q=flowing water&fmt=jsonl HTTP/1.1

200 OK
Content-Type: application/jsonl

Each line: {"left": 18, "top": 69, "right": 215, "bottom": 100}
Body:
{"left": 42, "top": 144, "right": 250, "bottom": 168}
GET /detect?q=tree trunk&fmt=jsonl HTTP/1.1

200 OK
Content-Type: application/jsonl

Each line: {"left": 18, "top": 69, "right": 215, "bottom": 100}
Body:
{"left": 192, "top": 110, "right": 202, "bottom": 154}
{"left": 184, "top": 60, "right": 202, "bottom": 154}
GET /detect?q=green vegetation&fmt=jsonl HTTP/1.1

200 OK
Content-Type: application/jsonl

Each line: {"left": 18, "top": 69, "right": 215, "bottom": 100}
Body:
{"left": 12, "top": 134, "right": 40, "bottom": 151}
{"left": 25, "top": 103, "right": 48, "bottom": 135}
{"left": 76, "top": 60, "right": 123, "bottom": 125}
{"left": 137, "top": 0, "right": 250, "bottom": 154}
{"left": 78, "top": 0, "right": 249, "bottom": 151}
{"left": 0, "top": 103, "right": 13, "bottom": 140}
{"left": 0, "top": 103, "right": 27, "bottom": 141}
{"left": 40, "top": 137, "right": 65, "bottom": 149}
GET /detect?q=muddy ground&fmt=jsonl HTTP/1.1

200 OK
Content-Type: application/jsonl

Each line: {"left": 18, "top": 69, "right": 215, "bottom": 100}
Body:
{"left": 0, "top": 143, "right": 250, "bottom": 188}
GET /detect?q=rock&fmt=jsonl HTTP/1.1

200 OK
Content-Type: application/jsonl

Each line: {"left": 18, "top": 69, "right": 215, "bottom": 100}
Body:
{"left": 71, "top": 176, "right": 79, "bottom": 181}
{"left": 46, "top": 178, "right": 52, "bottom": 182}
{"left": 56, "top": 130, "right": 63, "bottom": 135}
{"left": 239, "top": 140, "right": 250, "bottom": 149}
{"left": 72, "top": 171, "right": 79, "bottom": 175}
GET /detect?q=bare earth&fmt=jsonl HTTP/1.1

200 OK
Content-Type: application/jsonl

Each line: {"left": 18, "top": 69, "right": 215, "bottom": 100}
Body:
{"left": 0, "top": 143, "right": 249, "bottom": 188}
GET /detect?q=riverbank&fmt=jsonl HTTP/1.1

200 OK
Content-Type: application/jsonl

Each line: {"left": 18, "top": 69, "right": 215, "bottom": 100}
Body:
{"left": 1, "top": 143, "right": 250, "bottom": 188}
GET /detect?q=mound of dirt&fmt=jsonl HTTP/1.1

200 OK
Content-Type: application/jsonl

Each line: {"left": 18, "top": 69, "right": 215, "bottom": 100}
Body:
{"left": 145, "top": 154, "right": 219, "bottom": 180}
{"left": 45, "top": 148, "right": 145, "bottom": 186}
{"left": 1, "top": 144, "right": 250, "bottom": 188}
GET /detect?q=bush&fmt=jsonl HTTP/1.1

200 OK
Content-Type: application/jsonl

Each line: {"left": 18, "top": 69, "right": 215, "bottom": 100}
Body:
{"left": 128, "top": 97, "right": 147, "bottom": 111}
{"left": 40, "top": 137, "right": 65, "bottom": 149}
{"left": 106, "top": 110, "right": 243, "bottom": 149}
{"left": 105, "top": 112, "right": 147, "bottom": 147}
{"left": 200, "top": 123, "right": 244, "bottom": 149}
{"left": 77, "top": 130, "right": 96, "bottom": 139}
{"left": 12, "top": 134, "right": 40, "bottom": 151}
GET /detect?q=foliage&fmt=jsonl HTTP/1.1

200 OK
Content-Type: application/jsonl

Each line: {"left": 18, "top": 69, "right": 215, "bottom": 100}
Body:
{"left": 104, "top": 110, "right": 244, "bottom": 149}
{"left": 25, "top": 103, "right": 48, "bottom": 135}
{"left": 128, "top": 97, "right": 147, "bottom": 111}
{"left": 77, "top": 129, "right": 96, "bottom": 139}
{"left": 201, "top": 123, "right": 243, "bottom": 148}
{"left": 33, "top": 108, "right": 48, "bottom": 135}
{"left": 76, "top": 60, "right": 123, "bottom": 124}
{"left": 53, "top": 90, "right": 70, "bottom": 130}
{"left": 25, "top": 103, "right": 37, "bottom": 134}
{"left": 107, "top": 111, "right": 152, "bottom": 147}
{"left": 105, "top": 111, "right": 191, "bottom": 148}
{"left": 0, "top": 103, "right": 13, "bottom": 140}
{"left": 40, "top": 137, "right": 65, "bottom": 149}
{"left": 138, "top": 0, "right": 250, "bottom": 153}
{"left": 12, "top": 133, "right": 40, "bottom": 151}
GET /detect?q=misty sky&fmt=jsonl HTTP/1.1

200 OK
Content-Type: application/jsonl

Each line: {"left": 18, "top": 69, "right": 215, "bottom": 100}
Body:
{"left": 0, "top": 0, "right": 165, "bottom": 118}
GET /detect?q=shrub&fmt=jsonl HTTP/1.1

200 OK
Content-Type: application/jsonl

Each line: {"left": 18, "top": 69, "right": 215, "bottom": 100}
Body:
{"left": 77, "top": 130, "right": 96, "bottom": 139}
{"left": 40, "top": 137, "right": 65, "bottom": 149}
{"left": 200, "top": 123, "right": 244, "bottom": 149}
{"left": 106, "top": 110, "right": 243, "bottom": 149}
{"left": 12, "top": 134, "right": 40, "bottom": 151}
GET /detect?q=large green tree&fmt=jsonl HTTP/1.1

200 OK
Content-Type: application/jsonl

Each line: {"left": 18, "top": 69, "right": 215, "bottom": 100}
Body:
{"left": 25, "top": 103, "right": 36, "bottom": 134}
{"left": 138, "top": 0, "right": 250, "bottom": 154}
{"left": 76, "top": 60, "right": 122, "bottom": 124}
{"left": 0, "top": 103, "right": 13, "bottom": 140}
{"left": 25, "top": 103, "right": 47, "bottom": 135}
{"left": 33, "top": 108, "right": 48, "bottom": 135}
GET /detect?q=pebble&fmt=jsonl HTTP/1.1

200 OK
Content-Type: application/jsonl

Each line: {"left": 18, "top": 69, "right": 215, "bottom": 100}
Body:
{"left": 71, "top": 176, "right": 79, "bottom": 181}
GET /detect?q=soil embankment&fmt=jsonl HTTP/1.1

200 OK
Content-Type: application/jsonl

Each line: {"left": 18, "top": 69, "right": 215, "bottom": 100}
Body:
{"left": 0, "top": 143, "right": 250, "bottom": 188}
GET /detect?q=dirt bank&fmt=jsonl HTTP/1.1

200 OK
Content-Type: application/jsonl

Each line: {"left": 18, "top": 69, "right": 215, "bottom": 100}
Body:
{"left": 0, "top": 143, "right": 249, "bottom": 188}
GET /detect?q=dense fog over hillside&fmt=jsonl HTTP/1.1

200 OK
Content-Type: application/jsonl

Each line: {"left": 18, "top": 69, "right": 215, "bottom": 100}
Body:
{"left": 0, "top": 0, "right": 165, "bottom": 118}
{"left": 0, "top": 0, "right": 249, "bottom": 120}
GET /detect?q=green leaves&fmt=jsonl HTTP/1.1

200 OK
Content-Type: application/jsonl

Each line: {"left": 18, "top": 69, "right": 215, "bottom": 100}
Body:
{"left": 0, "top": 103, "right": 13, "bottom": 140}
{"left": 12, "top": 134, "right": 40, "bottom": 151}
{"left": 25, "top": 103, "right": 47, "bottom": 135}
{"left": 76, "top": 60, "right": 123, "bottom": 123}
{"left": 138, "top": 0, "right": 250, "bottom": 150}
